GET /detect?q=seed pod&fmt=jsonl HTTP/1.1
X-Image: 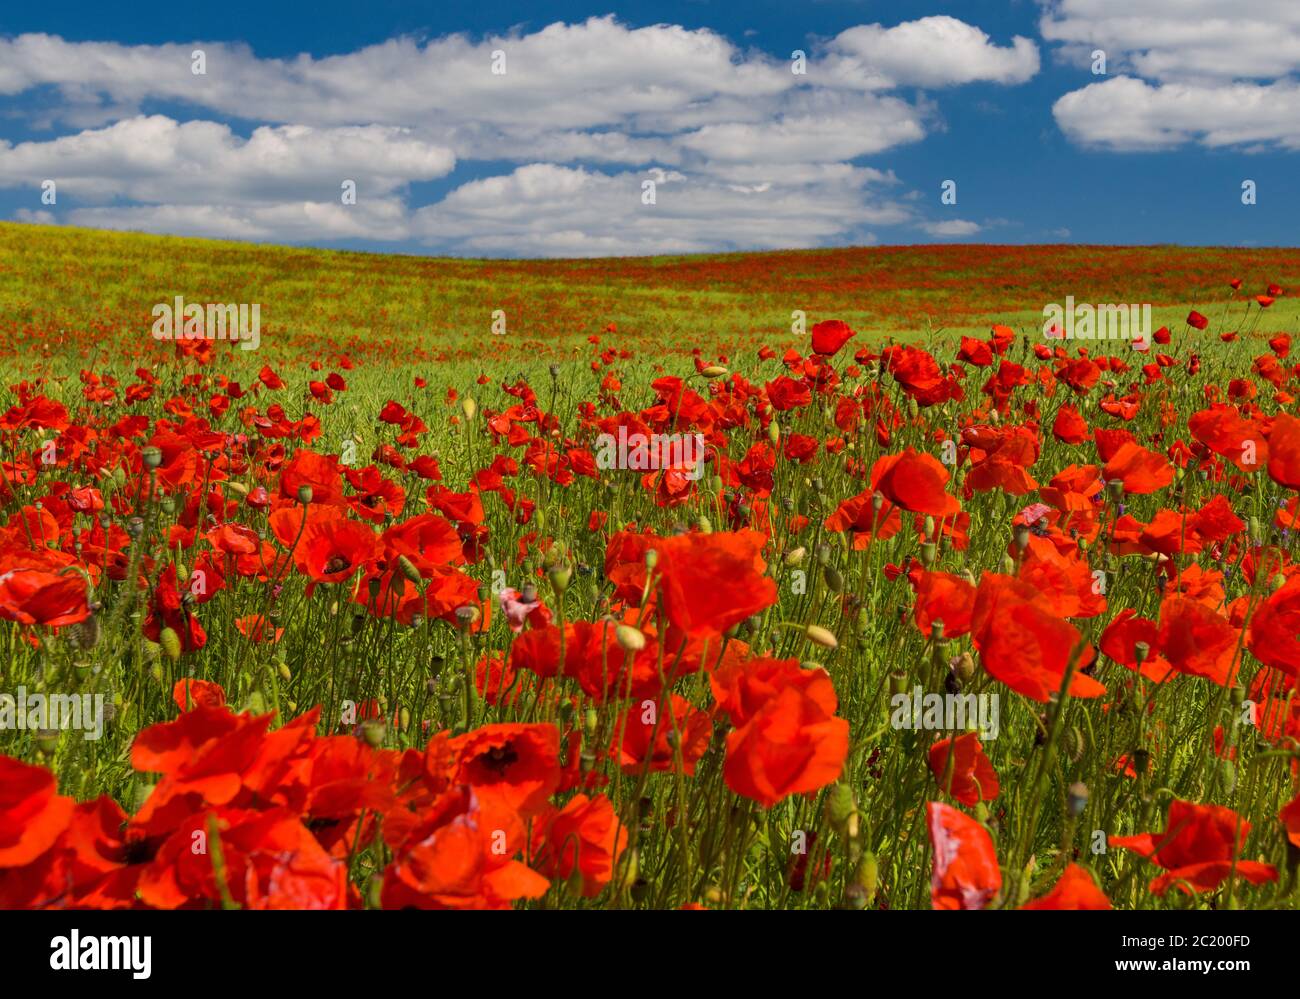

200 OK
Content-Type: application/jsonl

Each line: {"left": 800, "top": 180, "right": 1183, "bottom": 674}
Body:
{"left": 805, "top": 624, "right": 838, "bottom": 649}
{"left": 397, "top": 554, "right": 423, "bottom": 585}
{"left": 616, "top": 624, "right": 646, "bottom": 652}
{"left": 159, "top": 626, "right": 182, "bottom": 662}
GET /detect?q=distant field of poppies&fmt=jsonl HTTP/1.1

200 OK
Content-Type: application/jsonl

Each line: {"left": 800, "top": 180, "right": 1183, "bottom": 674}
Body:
{"left": 2, "top": 221, "right": 1300, "bottom": 910}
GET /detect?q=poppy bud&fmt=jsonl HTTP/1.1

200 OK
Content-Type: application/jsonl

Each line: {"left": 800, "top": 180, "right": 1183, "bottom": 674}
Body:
{"left": 35, "top": 729, "right": 59, "bottom": 756}
{"left": 784, "top": 546, "right": 806, "bottom": 567}
{"left": 644, "top": 548, "right": 659, "bottom": 571}
{"left": 397, "top": 554, "right": 423, "bottom": 585}
{"left": 278, "top": 661, "right": 292, "bottom": 682}
{"left": 823, "top": 566, "right": 843, "bottom": 593}
{"left": 398, "top": 706, "right": 410, "bottom": 731}
{"left": 696, "top": 515, "right": 712, "bottom": 533}
{"left": 549, "top": 562, "right": 573, "bottom": 593}
{"left": 767, "top": 420, "right": 780, "bottom": 447}
{"left": 701, "top": 365, "right": 728, "bottom": 379}
{"left": 952, "top": 651, "right": 975, "bottom": 685}
{"left": 159, "top": 626, "right": 182, "bottom": 662}
{"left": 1001, "top": 552, "right": 1016, "bottom": 574}
{"left": 824, "top": 782, "right": 856, "bottom": 834}
{"left": 851, "top": 852, "right": 878, "bottom": 908}
{"left": 805, "top": 624, "right": 838, "bottom": 649}
{"left": 461, "top": 397, "right": 477, "bottom": 421}
{"left": 1272, "top": 573, "right": 1286, "bottom": 593}
{"left": 297, "top": 484, "right": 314, "bottom": 505}
{"left": 616, "top": 624, "right": 646, "bottom": 652}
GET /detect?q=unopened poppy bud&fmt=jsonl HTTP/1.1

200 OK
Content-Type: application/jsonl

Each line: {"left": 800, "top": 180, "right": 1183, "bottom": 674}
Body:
{"left": 701, "top": 365, "right": 728, "bottom": 379}
{"left": 616, "top": 624, "right": 645, "bottom": 651}
{"left": 851, "top": 852, "right": 878, "bottom": 908}
{"left": 398, "top": 706, "right": 410, "bottom": 731}
{"left": 1249, "top": 516, "right": 1262, "bottom": 543}
{"left": 549, "top": 562, "right": 573, "bottom": 593}
{"left": 805, "top": 624, "right": 838, "bottom": 649}
{"left": 952, "top": 651, "right": 975, "bottom": 684}
{"left": 278, "top": 661, "right": 292, "bottom": 682}
{"left": 923, "top": 515, "right": 935, "bottom": 537}
{"left": 225, "top": 480, "right": 248, "bottom": 498}
{"left": 461, "top": 397, "right": 477, "bottom": 421}
{"left": 644, "top": 548, "right": 659, "bottom": 571}
{"left": 1001, "top": 552, "right": 1016, "bottom": 574}
{"left": 822, "top": 566, "right": 843, "bottom": 593}
{"left": 397, "top": 554, "right": 423, "bottom": 584}
{"left": 767, "top": 420, "right": 780, "bottom": 447}
{"left": 159, "top": 626, "right": 182, "bottom": 662}
{"left": 696, "top": 515, "right": 712, "bottom": 533}
{"left": 825, "top": 783, "right": 856, "bottom": 834}
{"left": 1272, "top": 573, "right": 1286, "bottom": 592}
{"left": 367, "top": 577, "right": 381, "bottom": 600}
{"left": 784, "top": 546, "right": 806, "bottom": 567}
{"left": 1068, "top": 781, "right": 1089, "bottom": 817}
{"left": 141, "top": 446, "right": 163, "bottom": 469}
{"left": 297, "top": 484, "right": 314, "bottom": 505}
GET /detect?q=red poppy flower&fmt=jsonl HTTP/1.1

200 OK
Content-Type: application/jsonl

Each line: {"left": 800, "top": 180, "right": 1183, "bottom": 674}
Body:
{"left": 0, "top": 569, "right": 89, "bottom": 627}
{"left": 529, "top": 793, "right": 627, "bottom": 898}
{"left": 810, "top": 320, "right": 855, "bottom": 357}
{"left": 1111, "top": 800, "right": 1276, "bottom": 896}
{"left": 928, "top": 733, "right": 999, "bottom": 806}
{"left": 871, "top": 448, "right": 961, "bottom": 517}
{"left": 927, "top": 801, "right": 1001, "bottom": 910}
{"left": 723, "top": 681, "right": 848, "bottom": 808}
{"left": 1021, "top": 864, "right": 1111, "bottom": 910}
{"left": 0, "top": 756, "right": 75, "bottom": 867}
{"left": 446, "top": 723, "right": 561, "bottom": 817}
{"left": 1156, "top": 596, "right": 1239, "bottom": 686}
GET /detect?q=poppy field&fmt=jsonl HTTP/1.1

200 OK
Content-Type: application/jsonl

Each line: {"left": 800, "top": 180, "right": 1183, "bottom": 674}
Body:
{"left": 4, "top": 222, "right": 1300, "bottom": 911}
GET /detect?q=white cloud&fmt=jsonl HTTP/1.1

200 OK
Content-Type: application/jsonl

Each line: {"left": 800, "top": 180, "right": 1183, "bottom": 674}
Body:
{"left": 0, "top": 115, "right": 455, "bottom": 202}
{"left": 411, "top": 163, "right": 906, "bottom": 256}
{"left": 1040, "top": 0, "right": 1300, "bottom": 83}
{"left": 1053, "top": 77, "right": 1300, "bottom": 151}
{"left": 823, "top": 16, "right": 1040, "bottom": 89}
{"left": 0, "top": 16, "right": 1042, "bottom": 253}
{"left": 918, "top": 218, "right": 982, "bottom": 237}
{"left": 1043, "top": 0, "right": 1300, "bottom": 150}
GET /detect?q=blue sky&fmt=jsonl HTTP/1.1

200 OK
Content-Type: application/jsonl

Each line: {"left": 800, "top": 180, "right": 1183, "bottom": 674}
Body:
{"left": 0, "top": 0, "right": 1296, "bottom": 256}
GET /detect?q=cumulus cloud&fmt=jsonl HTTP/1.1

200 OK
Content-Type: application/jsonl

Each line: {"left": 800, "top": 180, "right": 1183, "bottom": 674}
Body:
{"left": 1043, "top": 0, "right": 1300, "bottom": 150}
{"left": 0, "top": 15, "right": 1041, "bottom": 253}
{"left": 0, "top": 116, "right": 456, "bottom": 203}
{"left": 823, "top": 16, "right": 1040, "bottom": 89}
{"left": 918, "top": 218, "right": 982, "bottom": 237}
